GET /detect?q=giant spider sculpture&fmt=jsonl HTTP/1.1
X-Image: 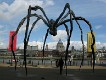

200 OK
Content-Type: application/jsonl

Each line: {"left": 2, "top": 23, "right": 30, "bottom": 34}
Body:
{"left": 11, "top": 3, "right": 95, "bottom": 75}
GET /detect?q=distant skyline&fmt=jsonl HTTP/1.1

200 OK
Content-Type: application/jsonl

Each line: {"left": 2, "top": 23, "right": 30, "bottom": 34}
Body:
{"left": 0, "top": 0, "right": 106, "bottom": 49}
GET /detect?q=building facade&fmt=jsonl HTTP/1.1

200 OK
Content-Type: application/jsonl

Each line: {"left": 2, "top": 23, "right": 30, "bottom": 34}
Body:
{"left": 27, "top": 45, "right": 38, "bottom": 50}
{"left": 56, "top": 39, "right": 65, "bottom": 52}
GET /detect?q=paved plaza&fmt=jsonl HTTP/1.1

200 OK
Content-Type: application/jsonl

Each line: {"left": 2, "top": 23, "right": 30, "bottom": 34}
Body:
{"left": 0, "top": 63, "right": 106, "bottom": 80}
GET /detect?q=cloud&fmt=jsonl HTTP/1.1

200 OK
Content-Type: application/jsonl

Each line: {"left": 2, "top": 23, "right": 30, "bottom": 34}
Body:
{"left": 95, "top": 25, "right": 103, "bottom": 29}
{"left": 96, "top": 41, "right": 106, "bottom": 49}
{"left": 18, "top": 23, "right": 35, "bottom": 33}
{"left": 0, "top": 0, "right": 54, "bottom": 20}
{"left": 51, "top": 30, "right": 67, "bottom": 41}
{"left": 63, "top": 41, "right": 87, "bottom": 50}
{"left": 18, "top": 41, "right": 43, "bottom": 49}
{"left": 0, "top": 25, "right": 8, "bottom": 36}
{"left": 0, "top": 25, "right": 4, "bottom": 29}
{"left": 48, "top": 42, "right": 57, "bottom": 49}
{"left": 18, "top": 41, "right": 58, "bottom": 49}
{"left": 18, "top": 40, "right": 106, "bottom": 50}
{"left": 0, "top": 41, "right": 8, "bottom": 49}
{"left": 71, "top": 0, "right": 106, "bottom": 18}
{"left": 94, "top": 0, "right": 106, "bottom": 3}
{"left": 44, "top": 0, "right": 54, "bottom": 6}
{"left": 18, "top": 19, "right": 44, "bottom": 33}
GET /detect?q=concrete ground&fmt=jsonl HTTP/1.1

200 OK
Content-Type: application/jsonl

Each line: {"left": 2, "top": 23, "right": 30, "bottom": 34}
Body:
{"left": 0, "top": 63, "right": 106, "bottom": 80}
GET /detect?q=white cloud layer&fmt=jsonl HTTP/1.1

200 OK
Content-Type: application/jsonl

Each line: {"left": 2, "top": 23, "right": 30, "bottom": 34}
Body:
{"left": 17, "top": 40, "right": 106, "bottom": 50}
{"left": 0, "top": 0, "right": 54, "bottom": 20}
{"left": 0, "top": 25, "right": 8, "bottom": 36}
{"left": 18, "top": 19, "right": 44, "bottom": 33}
{"left": 11, "top": 29, "right": 106, "bottom": 50}
{"left": 51, "top": 30, "right": 67, "bottom": 41}
{"left": 94, "top": 0, "right": 106, "bottom": 3}
{"left": 95, "top": 25, "right": 103, "bottom": 30}
{"left": 0, "top": 41, "right": 8, "bottom": 49}
{"left": 0, "top": 25, "right": 4, "bottom": 29}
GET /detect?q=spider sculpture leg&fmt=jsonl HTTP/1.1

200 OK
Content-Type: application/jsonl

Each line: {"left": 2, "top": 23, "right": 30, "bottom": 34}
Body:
{"left": 11, "top": 36, "right": 17, "bottom": 70}
{"left": 31, "top": 6, "right": 52, "bottom": 60}
{"left": 11, "top": 4, "right": 50, "bottom": 74}
{"left": 11, "top": 16, "right": 40, "bottom": 71}
{"left": 32, "top": 3, "right": 75, "bottom": 67}
{"left": 58, "top": 16, "right": 73, "bottom": 76}
{"left": 53, "top": 3, "right": 73, "bottom": 75}
{"left": 31, "top": 6, "right": 52, "bottom": 61}
{"left": 55, "top": 3, "right": 83, "bottom": 63}
{"left": 23, "top": 7, "right": 50, "bottom": 75}
{"left": 61, "top": 17, "right": 84, "bottom": 70}
{"left": 24, "top": 17, "right": 47, "bottom": 75}
{"left": 74, "top": 17, "right": 95, "bottom": 72}
{"left": 64, "top": 22, "right": 73, "bottom": 76}
{"left": 60, "top": 4, "right": 85, "bottom": 70}
{"left": 55, "top": 3, "right": 84, "bottom": 75}
{"left": 11, "top": 17, "right": 27, "bottom": 70}
{"left": 54, "top": 3, "right": 73, "bottom": 64}
{"left": 31, "top": 6, "right": 49, "bottom": 23}
{"left": 23, "top": 6, "right": 32, "bottom": 75}
{"left": 64, "top": 14, "right": 73, "bottom": 76}
{"left": 71, "top": 15, "right": 85, "bottom": 70}
{"left": 42, "top": 29, "right": 49, "bottom": 64}
{"left": 27, "top": 18, "right": 40, "bottom": 42}
{"left": 58, "top": 17, "right": 95, "bottom": 72}
{"left": 67, "top": 15, "right": 85, "bottom": 70}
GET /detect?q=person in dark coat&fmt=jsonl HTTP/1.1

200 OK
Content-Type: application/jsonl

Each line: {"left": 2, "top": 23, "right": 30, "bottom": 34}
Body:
{"left": 58, "top": 57, "right": 64, "bottom": 75}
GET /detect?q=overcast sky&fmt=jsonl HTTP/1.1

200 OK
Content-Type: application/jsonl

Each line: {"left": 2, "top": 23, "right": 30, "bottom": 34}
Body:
{"left": 0, "top": 0, "right": 106, "bottom": 50}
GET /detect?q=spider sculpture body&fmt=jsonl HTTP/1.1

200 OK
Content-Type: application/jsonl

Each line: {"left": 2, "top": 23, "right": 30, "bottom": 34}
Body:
{"left": 11, "top": 3, "right": 95, "bottom": 75}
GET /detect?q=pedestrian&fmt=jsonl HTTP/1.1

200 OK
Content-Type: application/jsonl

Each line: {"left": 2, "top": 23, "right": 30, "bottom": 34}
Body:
{"left": 56, "top": 59, "right": 59, "bottom": 67}
{"left": 58, "top": 57, "right": 64, "bottom": 75}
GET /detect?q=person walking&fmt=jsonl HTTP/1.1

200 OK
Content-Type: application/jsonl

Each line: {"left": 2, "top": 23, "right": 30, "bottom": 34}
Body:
{"left": 58, "top": 57, "right": 64, "bottom": 75}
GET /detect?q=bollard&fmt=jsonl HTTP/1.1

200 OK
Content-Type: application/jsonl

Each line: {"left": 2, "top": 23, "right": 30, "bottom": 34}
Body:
{"left": 3, "top": 59, "right": 4, "bottom": 64}
{"left": 76, "top": 61, "right": 77, "bottom": 66}
{"left": 9, "top": 60, "right": 10, "bottom": 64}
{"left": 88, "top": 61, "right": 89, "bottom": 66}
{"left": 20, "top": 61, "right": 21, "bottom": 67}
{"left": 51, "top": 61, "right": 52, "bottom": 65}
{"left": 32, "top": 61, "right": 33, "bottom": 66}
{"left": 44, "top": 61, "right": 45, "bottom": 65}
{"left": 38, "top": 61, "right": 39, "bottom": 65}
